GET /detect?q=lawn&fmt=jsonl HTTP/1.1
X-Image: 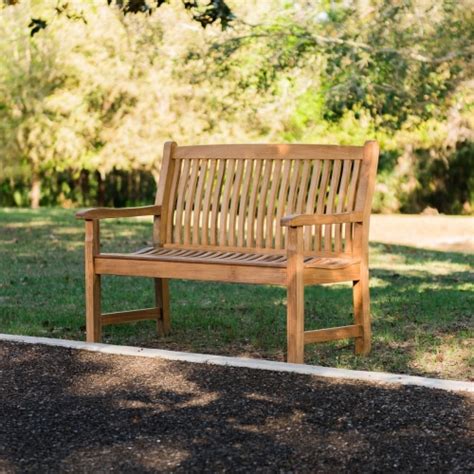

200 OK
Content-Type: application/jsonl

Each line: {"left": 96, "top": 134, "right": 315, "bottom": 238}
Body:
{"left": 0, "top": 208, "right": 472, "bottom": 381}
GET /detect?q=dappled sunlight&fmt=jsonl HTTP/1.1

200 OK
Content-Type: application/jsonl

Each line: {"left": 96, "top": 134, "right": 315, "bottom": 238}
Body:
{"left": 53, "top": 227, "right": 83, "bottom": 236}
{"left": 3, "top": 220, "right": 57, "bottom": 229}
{"left": 411, "top": 341, "right": 473, "bottom": 381}
{"left": 59, "top": 444, "right": 191, "bottom": 472}
{"left": 368, "top": 277, "right": 390, "bottom": 288}
{"left": 3, "top": 341, "right": 470, "bottom": 471}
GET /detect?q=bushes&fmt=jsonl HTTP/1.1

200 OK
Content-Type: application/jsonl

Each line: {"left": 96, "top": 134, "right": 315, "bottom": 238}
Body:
{"left": 0, "top": 169, "right": 156, "bottom": 208}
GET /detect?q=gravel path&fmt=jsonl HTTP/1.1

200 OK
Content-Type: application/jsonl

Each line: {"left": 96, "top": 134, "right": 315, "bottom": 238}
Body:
{"left": 1, "top": 341, "right": 472, "bottom": 473}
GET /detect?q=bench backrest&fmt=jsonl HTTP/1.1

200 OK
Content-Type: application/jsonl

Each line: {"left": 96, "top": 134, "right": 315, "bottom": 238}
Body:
{"left": 155, "top": 142, "right": 379, "bottom": 257}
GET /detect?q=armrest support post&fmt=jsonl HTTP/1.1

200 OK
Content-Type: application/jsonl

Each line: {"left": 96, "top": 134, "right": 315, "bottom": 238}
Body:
{"left": 286, "top": 225, "right": 305, "bottom": 363}
{"left": 85, "top": 219, "right": 100, "bottom": 256}
{"left": 84, "top": 219, "right": 101, "bottom": 341}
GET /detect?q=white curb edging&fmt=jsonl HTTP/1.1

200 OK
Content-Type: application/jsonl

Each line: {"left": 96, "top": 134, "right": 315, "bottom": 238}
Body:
{"left": 1, "top": 333, "right": 473, "bottom": 393}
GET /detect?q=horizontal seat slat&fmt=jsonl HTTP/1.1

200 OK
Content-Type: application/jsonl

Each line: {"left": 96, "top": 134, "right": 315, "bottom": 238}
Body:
{"left": 175, "top": 144, "right": 364, "bottom": 160}
{"left": 104, "top": 247, "right": 359, "bottom": 270}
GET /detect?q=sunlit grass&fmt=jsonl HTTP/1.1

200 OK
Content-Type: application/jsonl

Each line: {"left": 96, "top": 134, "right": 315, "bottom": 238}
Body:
{"left": 0, "top": 208, "right": 472, "bottom": 380}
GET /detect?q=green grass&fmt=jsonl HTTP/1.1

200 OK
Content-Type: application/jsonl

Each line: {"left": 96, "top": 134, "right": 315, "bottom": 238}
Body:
{"left": 1, "top": 208, "right": 473, "bottom": 380}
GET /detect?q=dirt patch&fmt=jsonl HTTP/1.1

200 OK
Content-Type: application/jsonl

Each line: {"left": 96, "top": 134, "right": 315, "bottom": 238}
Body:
{"left": 0, "top": 341, "right": 472, "bottom": 472}
{"left": 370, "top": 215, "right": 474, "bottom": 253}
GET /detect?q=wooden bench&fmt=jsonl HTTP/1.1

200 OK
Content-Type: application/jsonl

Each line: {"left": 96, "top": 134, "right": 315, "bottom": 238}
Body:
{"left": 76, "top": 141, "right": 379, "bottom": 363}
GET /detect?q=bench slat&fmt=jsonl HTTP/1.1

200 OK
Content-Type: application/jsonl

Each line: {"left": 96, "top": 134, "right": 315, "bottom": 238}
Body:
{"left": 246, "top": 160, "right": 262, "bottom": 247}
{"left": 175, "top": 144, "right": 364, "bottom": 160}
{"left": 219, "top": 159, "right": 236, "bottom": 246}
{"left": 335, "top": 160, "right": 352, "bottom": 252}
{"left": 100, "top": 247, "right": 359, "bottom": 270}
{"left": 200, "top": 159, "right": 216, "bottom": 245}
{"left": 304, "top": 161, "right": 322, "bottom": 250}
{"left": 237, "top": 159, "right": 253, "bottom": 247}
{"left": 184, "top": 159, "right": 200, "bottom": 245}
{"left": 229, "top": 159, "right": 245, "bottom": 247}
{"left": 345, "top": 160, "right": 361, "bottom": 253}
{"left": 314, "top": 160, "right": 331, "bottom": 252}
{"left": 274, "top": 160, "right": 291, "bottom": 250}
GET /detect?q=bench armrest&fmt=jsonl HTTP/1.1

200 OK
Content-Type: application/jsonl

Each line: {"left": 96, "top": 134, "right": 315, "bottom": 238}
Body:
{"left": 281, "top": 212, "right": 364, "bottom": 227}
{"left": 76, "top": 205, "right": 162, "bottom": 220}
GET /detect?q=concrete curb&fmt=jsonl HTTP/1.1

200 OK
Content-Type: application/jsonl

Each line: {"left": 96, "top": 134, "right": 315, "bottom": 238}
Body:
{"left": 1, "top": 333, "right": 472, "bottom": 393}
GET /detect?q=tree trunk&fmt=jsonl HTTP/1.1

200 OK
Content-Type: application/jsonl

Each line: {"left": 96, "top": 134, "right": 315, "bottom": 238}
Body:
{"left": 96, "top": 171, "right": 105, "bottom": 206}
{"left": 79, "top": 169, "right": 90, "bottom": 205}
{"left": 30, "top": 172, "right": 41, "bottom": 209}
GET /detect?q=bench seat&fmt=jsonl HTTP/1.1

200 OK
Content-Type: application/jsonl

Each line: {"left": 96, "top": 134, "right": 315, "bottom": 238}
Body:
{"left": 102, "top": 246, "right": 360, "bottom": 270}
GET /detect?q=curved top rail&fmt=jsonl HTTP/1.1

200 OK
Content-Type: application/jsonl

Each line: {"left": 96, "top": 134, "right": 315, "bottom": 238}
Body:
{"left": 174, "top": 144, "right": 365, "bottom": 160}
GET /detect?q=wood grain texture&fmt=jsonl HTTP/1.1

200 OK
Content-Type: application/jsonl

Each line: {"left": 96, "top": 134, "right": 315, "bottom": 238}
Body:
{"left": 175, "top": 144, "right": 364, "bottom": 160}
{"left": 95, "top": 257, "right": 287, "bottom": 285}
{"left": 76, "top": 205, "right": 161, "bottom": 220}
{"left": 101, "top": 308, "right": 160, "bottom": 326}
{"left": 286, "top": 226, "right": 305, "bottom": 363}
{"left": 84, "top": 220, "right": 101, "bottom": 342}
{"left": 304, "top": 324, "right": 362, "bottom": 344}
{"left": 101, "top": 247, "right": 359, "bottom": 270}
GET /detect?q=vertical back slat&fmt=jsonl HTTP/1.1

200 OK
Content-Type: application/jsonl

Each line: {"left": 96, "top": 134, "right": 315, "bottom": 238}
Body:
{"left": 265, "top": 160, "right": 282, "bottom": 248}
{"left": 324, "top": 160, "right": 342, "bottom": 252}
{"left": 183, "top": 159, "right": 200, "bottom": 245}
{"left": 345, "top": 160, "right": 361, "bottom": 253}
{"left": 287, "top": 160, "right": 300, "bottom": 214}
{"left": 192, "top": 159, "right": 208, "bottom": 245}
{"left": 334, "top": 160, "right": 351, "bottom": 252}
{"left": 296, "top": 160, "right": 311, "bottom": 213}
{"left": 200, "top": 160, "right": 216, "bottom": 245}
{"left": 219, "top": 159, "right": 236, "bottom": 246}
{"left": 165, "top": 158, "right": 181, "bottom": 243}
{"left": 274, "top": 160, "right": 292, "bottom": 250}
{"left": 304, "top": 161, "right": 322, "bottom": 251}
{"left": 237, "top": 160, "right": 253, "bottom": 247}
{"left": 210, "top": 160, "right": 226, "bottom": 245}
{"left": 173, "top": 158, "right": 190, "bottom": 244}
{"left": 314, "top": 160, "right": 331, "bottom": 252}
{"left": 228, "top": 159, "right": 244, "bottom": 246}
{"left": 247, "top": 160, "right": 263, "bottom": 247}
{"left": 256, "top": 160, "right": 273, "bottom": 248}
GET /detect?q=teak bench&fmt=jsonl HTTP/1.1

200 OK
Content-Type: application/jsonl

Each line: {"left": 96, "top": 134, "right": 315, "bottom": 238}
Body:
{"left": 76, "top": 141, "right": 379, "bottom": 363}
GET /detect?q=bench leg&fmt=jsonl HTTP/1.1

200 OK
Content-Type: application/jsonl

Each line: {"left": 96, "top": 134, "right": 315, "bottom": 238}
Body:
{"left": 287, "top": 227, "right": 305, "bottom": 364}
{"left": 353, "top": 271, "right": 371, "bottom": 355}
{"left": 154, "top": 278, "right": 170, "bottom": 336}
{"left": 85, "top": 220, "right": 101, "bottom": 342}
{"left": 85, "top": 273, "right": 101, "bottom": 342}
{"left": 287, "top": 279, "right": 305, "bottom": 364}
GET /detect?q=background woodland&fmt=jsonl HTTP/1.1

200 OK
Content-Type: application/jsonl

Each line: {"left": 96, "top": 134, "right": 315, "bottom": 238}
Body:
{"left": 0, "top": 0, "right": 472, "bottom": 213}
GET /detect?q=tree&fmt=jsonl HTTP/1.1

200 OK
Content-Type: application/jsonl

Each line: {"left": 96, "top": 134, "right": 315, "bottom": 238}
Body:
{"left": 0, "top": 0, "right": 299, "bottom": 207}
{"left": 0, "top": 0, "right": 234, "bottom": 35}
{"left": 0, "top": 3, "right": 101, "bottom": 207}
{"left": 206, "top": 0, "right": 473, "bottom": 212}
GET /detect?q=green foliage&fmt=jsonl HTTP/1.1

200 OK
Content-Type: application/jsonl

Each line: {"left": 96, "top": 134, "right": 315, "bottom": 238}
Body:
{"left": 19, "top": 0, "right": 234, "bottom": 35}
{"left": 230, "top": 0, "right": 473, "bottom": 213}
{"left": 0, "top": 0, "right": 472, "bottom": 213}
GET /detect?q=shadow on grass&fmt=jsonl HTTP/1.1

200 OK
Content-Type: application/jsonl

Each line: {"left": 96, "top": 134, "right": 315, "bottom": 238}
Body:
{"left": 0, "top": 341, "right": 471, "bottom": 472}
